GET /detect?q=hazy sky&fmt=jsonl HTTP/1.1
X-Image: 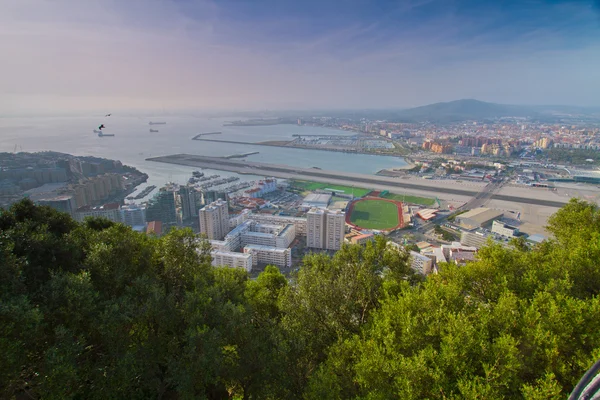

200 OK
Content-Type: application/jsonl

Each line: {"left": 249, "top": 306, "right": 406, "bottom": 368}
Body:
{"left": 2, "top": 0, "right": 600, "bottom": 113}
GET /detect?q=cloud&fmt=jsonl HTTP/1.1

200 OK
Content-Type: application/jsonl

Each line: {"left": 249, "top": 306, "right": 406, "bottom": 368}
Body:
{"left": 0, "top": 0, "right": 599, "bottom": 113}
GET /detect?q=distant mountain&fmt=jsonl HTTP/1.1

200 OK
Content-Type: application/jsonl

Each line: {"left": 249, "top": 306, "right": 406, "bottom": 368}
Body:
{"left": 394, "top": 99, "right": 537, "bottom": 122}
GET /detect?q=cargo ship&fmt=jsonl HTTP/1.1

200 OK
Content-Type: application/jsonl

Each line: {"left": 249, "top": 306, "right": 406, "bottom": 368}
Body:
{"left": 149, "top": 122, "right": 167, "bottom": 125}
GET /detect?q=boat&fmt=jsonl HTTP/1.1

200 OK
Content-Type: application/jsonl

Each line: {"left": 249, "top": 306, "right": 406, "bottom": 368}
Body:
{"left": 150, "top": 129, "right": 159, "bottom": 133}
{"left": 95, "top": 130, "right": 114, "bottom": 137}
{"left": 149, "top": 121, "right": 167, "bottom": 125}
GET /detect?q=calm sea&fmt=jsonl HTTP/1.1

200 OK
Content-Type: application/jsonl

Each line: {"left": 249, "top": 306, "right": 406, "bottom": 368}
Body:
{"left": 0, "top": 115, "right": 407, "bottom": 199}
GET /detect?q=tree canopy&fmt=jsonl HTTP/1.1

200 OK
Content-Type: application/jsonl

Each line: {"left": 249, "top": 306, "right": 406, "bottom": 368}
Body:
{"left": 1, "top": 198, "right": 599, "bottom": 399}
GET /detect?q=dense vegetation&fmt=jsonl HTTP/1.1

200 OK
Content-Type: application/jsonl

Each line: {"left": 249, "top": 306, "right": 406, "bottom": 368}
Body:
{"left": 1, "top": 198, "right": 600, "bottom": 399}
{"left": 539, "top": 148, "right": 600, "bottom": 165}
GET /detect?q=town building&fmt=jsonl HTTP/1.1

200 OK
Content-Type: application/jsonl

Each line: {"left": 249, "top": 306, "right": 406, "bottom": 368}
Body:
{"left": 243, "top": 245, "right": 292, "bottom": 269}
{"left": 229, "top": 209, "right": 251, "bottom": 228}
{"left": 346, "top": 232, "right": 375, "bottom": 245}
{"left": 179, "top": 186, "right": 201, "bottom": 220}
{"left": 302, "top": 193, "right": 332, "bottom": 209}
{"left": 307, "top": 208, "right": 345, "bottom": 250}
{"left": 460, "top": 230, "right": 492, "bottom": 248}
{"left": 73, "top": 202, "right": 121, "bottom": 223}
{"left": 146, "top": 189, "right": 178, "bottom": 225}
{"left": 199, "top": 199, "right": 229, "bottom": 240}
{"left": 147, "top": 221, "right": 162, "bottom": 236}
{"left": 491, "top": 220, "right": 520, "bottom": 238}
{"left": 409, "top": 251, "right": 434, "bottom": 275}
{"left": 455, "top": 208, "right": 504, "bottom": 230}
{"left": 120, "top": 204, "right": 147, "bottom": 228}
{"left": 35, "top": 194, "right": 77, "bottom": 215}
{"left": 248, "top": 214, "right": 307, "bottom": 235}
{"left": 211, "top": 250, "right": 253, "bottom": 271}
{"left": 242, "top": 223, "right": 295, "bottom": 248}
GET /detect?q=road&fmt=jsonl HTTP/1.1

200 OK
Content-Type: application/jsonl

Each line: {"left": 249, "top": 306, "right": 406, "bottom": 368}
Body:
{"left": 415, "top": 179, "right": 506, "bottom": 233}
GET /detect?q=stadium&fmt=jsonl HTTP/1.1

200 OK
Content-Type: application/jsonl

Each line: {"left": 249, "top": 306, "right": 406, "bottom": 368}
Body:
{"left": 345, "top": 196, "right": 405, "bottom": 231}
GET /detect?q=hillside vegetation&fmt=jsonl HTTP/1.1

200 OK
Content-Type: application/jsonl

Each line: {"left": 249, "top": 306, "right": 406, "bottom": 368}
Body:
{"left": 1, "top": 199, "right": 600, "bottom": 399}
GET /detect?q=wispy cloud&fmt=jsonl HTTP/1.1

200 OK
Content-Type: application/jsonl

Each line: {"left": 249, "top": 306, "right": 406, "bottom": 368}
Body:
{"left": 0, "top": 0, "right": 599, "bottom": 113}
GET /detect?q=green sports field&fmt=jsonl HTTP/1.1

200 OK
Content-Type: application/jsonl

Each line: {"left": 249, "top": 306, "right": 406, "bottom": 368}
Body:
{"left": 291, "top": 180, "right": 371, "bottom": 197}
{"left": 381, "top": 192, "right": 436, "bottom": 206}
{"left": 349, "top": 199, "right": 399, "bottom": 230}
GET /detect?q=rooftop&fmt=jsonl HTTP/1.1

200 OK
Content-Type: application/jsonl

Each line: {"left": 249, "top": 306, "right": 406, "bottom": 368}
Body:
{"left": 243, "top": 244, "right": 290, "bottom": 253}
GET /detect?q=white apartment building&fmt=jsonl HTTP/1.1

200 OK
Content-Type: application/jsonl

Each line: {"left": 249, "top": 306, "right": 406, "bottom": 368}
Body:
{"left": 211, "top": 250, "right": 253, "bottom": 272}
{"left": 207, "top": 220, "right": 294, "bottom": 252}
{"left": 307, "top": 208, "right": 325, "bottom": 248}
{"left": 307, "top": 208, "right": 345, "bottom": 250}
{"left": 74, "top": 203, "right": 121, "bottom": 223}
{"left": 229, "top": 209, "right": 251, "bottom": 228}
{"left": 243, "top": 245, "right": 292, "bottom": 268}
{"left": 409, "top": 250, "right": 434, "bottom": 275}
{"left": 325, "top": 210, "right": 345, "bottom": 250}
{"left": 242, "top": 223, "right": 295, "bottom": 248}
{"left": 248, "top": 214, "right": 307, "bottom": 235}
{"left": 120, "top": 204, "right": 146, "bottom": 227}
{"left": 199, "top": 199, "right": 229, "bottom": 240}
{"left": 491, "top": 220, "right": 519, "bottom": 238}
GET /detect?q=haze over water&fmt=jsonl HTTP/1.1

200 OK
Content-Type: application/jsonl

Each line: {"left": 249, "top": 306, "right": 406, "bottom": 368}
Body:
{"left": 0, "top": 116, "right": 407, "bottom": 198}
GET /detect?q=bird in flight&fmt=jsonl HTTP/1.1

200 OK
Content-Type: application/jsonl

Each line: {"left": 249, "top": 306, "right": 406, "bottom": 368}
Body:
{"left": 105, "top": 113, "right": 112, "bottom": 117}
{"left": 98, "top": 124, "right": 105, "bottom": 130}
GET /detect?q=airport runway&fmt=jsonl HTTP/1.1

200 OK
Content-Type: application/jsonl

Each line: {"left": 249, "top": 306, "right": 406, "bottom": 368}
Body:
{"left": 147, "top": 154, "right": 569, "bottom": 208}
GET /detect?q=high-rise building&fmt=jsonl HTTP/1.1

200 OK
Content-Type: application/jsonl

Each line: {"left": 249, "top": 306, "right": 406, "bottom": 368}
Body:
{"left": 307, "top": 208, "right": 325, "bottom": 249}
{"left": 179, "top": 186, "right": 201, "bottom": 220}
{"left": 199, "top": 199, "right": 229, "bottom": 240}
{"left": 307, "top": 208, "right": 345, "bottom": 250}
{"left": 325, "top": 210, "right": 345, "bottom": 250}
{"left": 146, "top": 189, "right": 177, "bottom": 225}
{"left": 202, "top": 190, "right": 228, "bottom": 205}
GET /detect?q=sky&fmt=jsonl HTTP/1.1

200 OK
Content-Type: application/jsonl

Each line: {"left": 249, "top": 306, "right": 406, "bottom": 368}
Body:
{"left": 1, "top": 0, "right": 600, "bottom": 113}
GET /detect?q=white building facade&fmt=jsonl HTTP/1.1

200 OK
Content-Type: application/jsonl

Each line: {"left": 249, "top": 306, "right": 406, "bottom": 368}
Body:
{"left": 307, "top": 208, "right": 345, "bottom": 250}
{"left": 248, "top": 214, "right": 307, "bottom": 235}
{"left": 211, "top": 250, "right": 253, "bottom": 271}
{"left": 199, "top": 199, "right": 229, "bottom": 240}
{"left": 243, "top": 245, "right": 292, "bottom": 268}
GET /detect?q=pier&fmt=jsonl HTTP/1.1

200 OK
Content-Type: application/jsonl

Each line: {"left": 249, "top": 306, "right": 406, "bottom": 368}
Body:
{"left": 192, "top": 132, "right": 222, "bottom": 140}
{"left": 225, "top": 152, "right": 260, "bottom": 159}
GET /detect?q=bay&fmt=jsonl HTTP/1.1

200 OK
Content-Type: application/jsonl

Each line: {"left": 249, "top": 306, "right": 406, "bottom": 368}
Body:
{"left": 0, "top": 115, "right": 407, "bottom": 199}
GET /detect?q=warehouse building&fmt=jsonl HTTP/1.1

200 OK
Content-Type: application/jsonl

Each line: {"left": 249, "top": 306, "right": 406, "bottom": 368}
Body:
{"left": 455, "top": 208, "right": 504, "bottom": 230}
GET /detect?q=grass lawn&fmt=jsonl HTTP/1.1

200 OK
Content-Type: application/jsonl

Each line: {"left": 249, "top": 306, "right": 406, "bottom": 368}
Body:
{"left": 381, "top": 192, "right": 436, "bottom": 206}
{"left": 350, "top": 200, "right": 399, "bottom": 230}
{"left": 291, "top": 180, "right": 371, "bottom": 198}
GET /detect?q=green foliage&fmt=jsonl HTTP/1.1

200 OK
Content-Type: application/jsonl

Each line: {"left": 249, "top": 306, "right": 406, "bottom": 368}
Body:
{"left": 434, "top": 224, "right": 456, "bottom": 241}
{"left": 1, "top": 198, "right": 600, "bottom": 399}
{"left": 540, "top": 148, "right": 600, "bottom": 165}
